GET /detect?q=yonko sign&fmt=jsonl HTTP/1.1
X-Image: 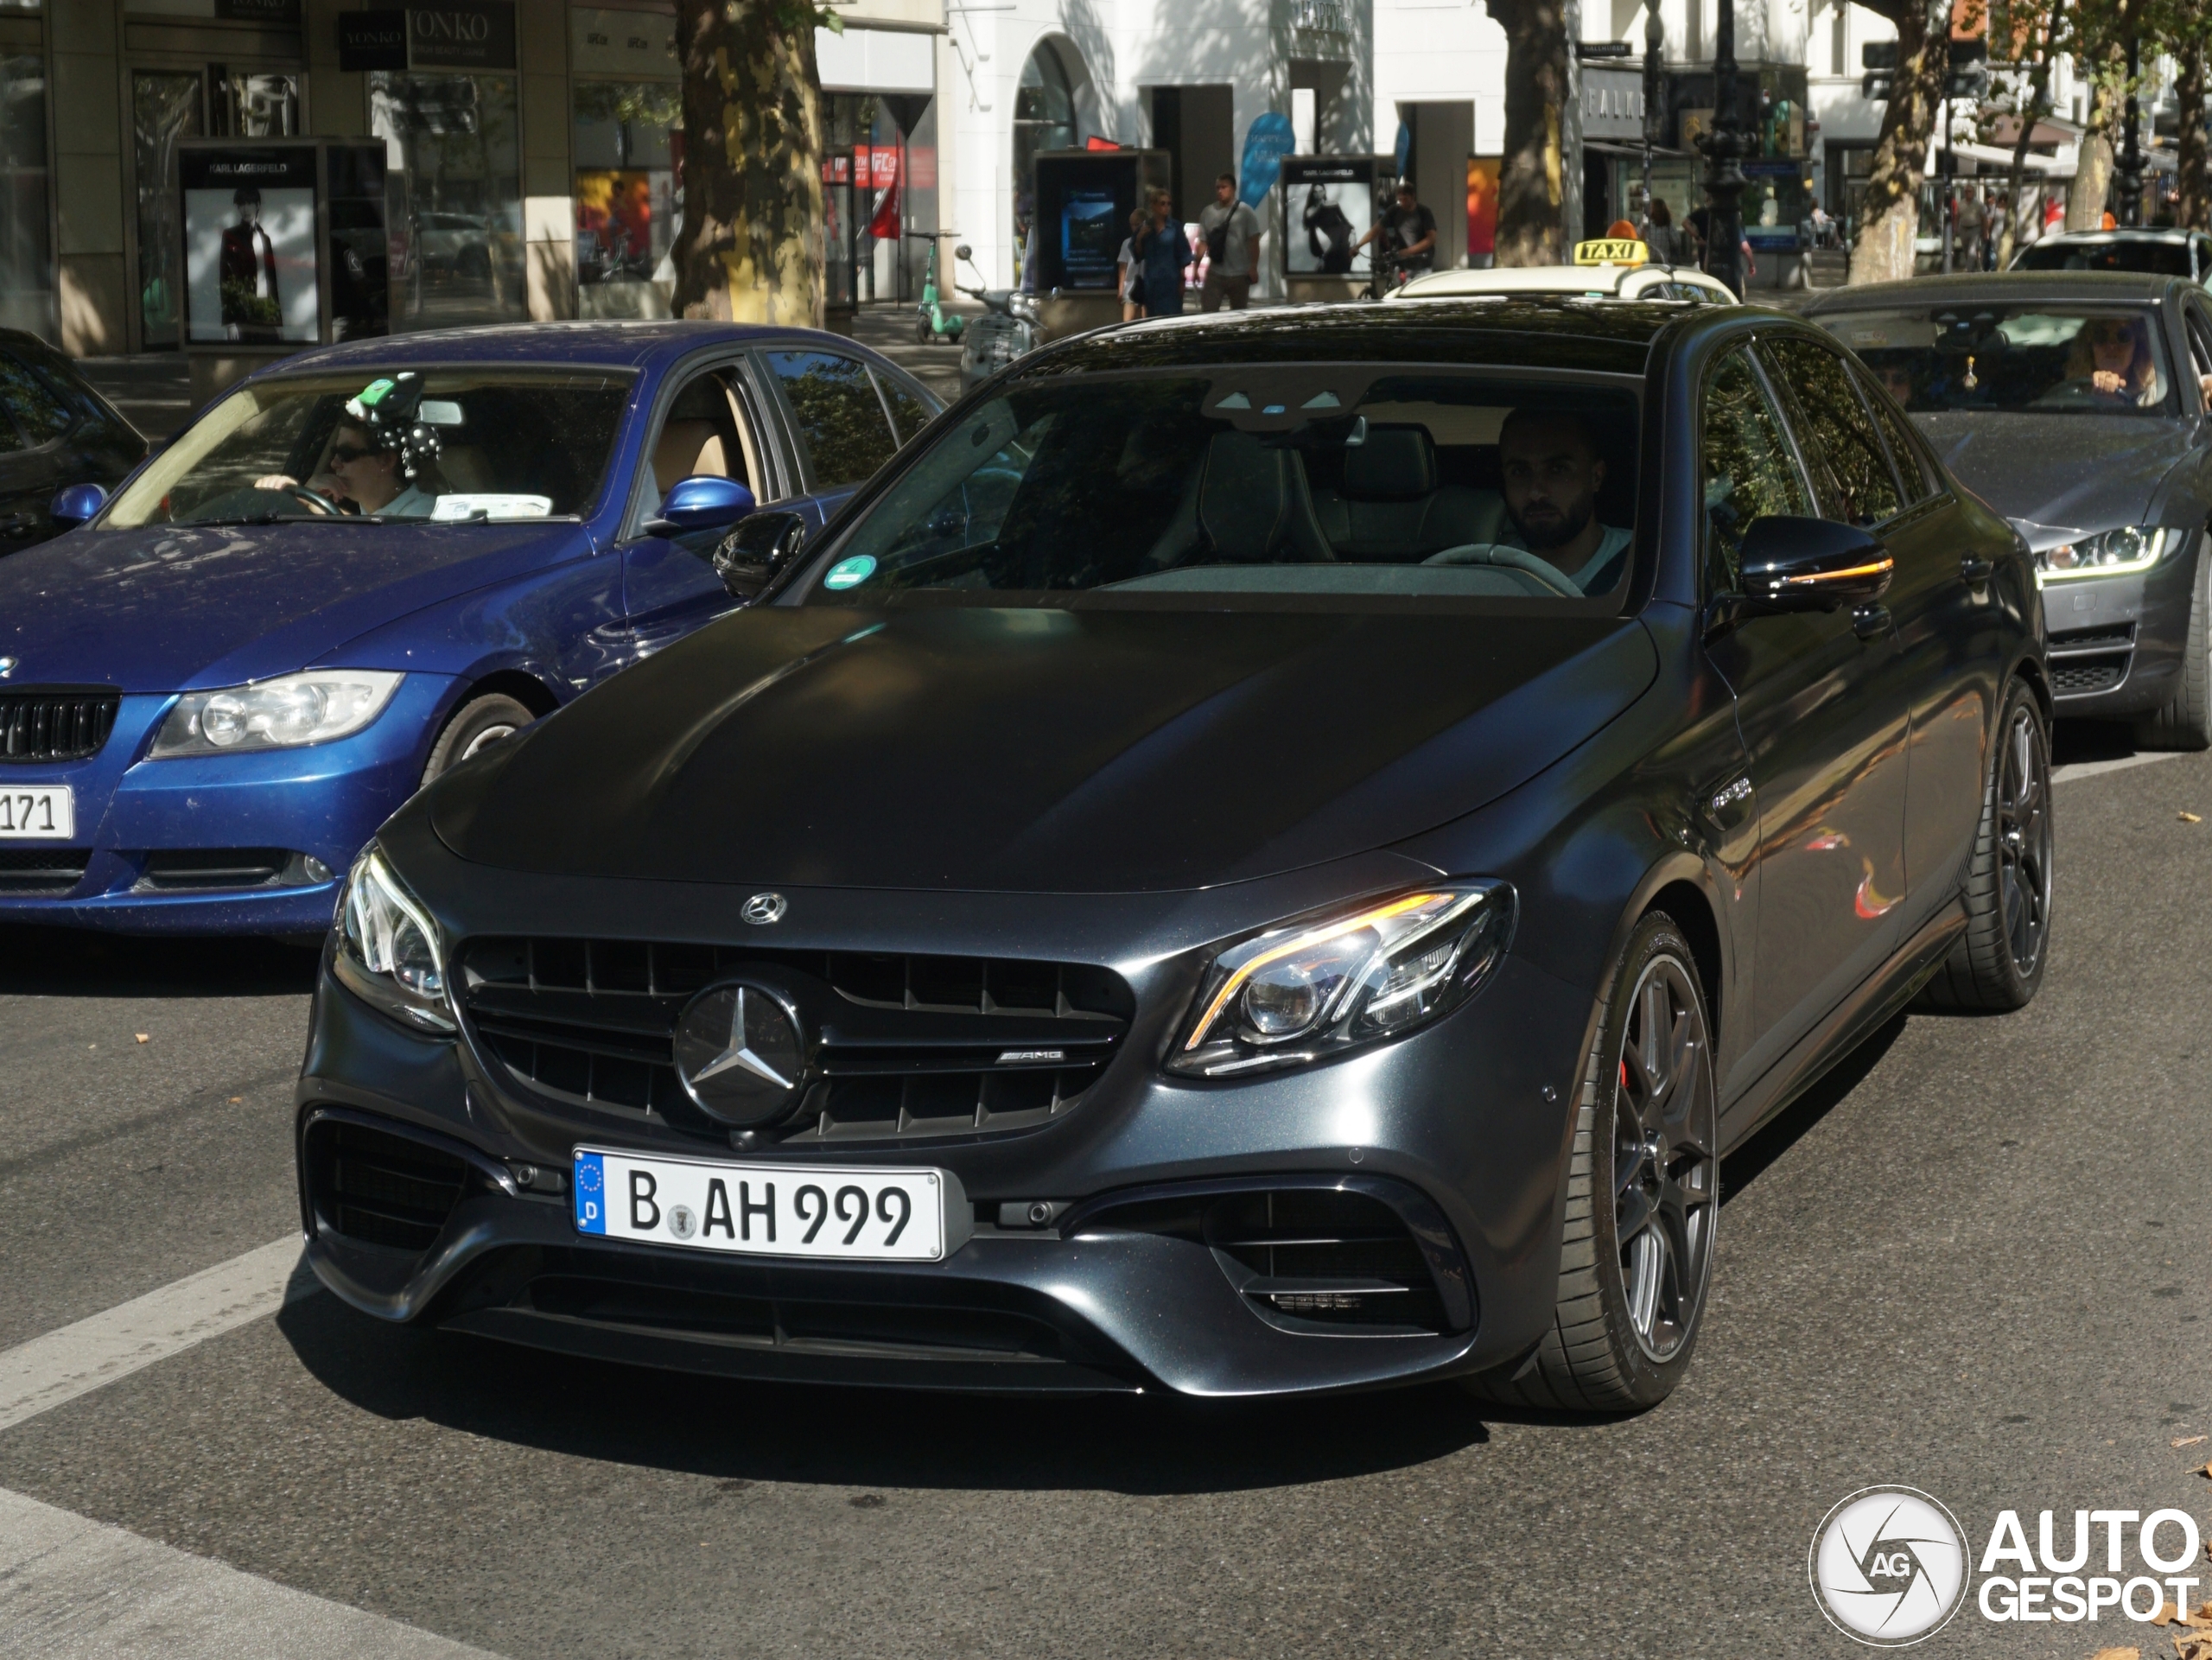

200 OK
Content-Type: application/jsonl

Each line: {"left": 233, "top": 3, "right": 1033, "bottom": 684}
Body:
{"left": 1810, "top": 1489, "right": 2205, "bottom": 1645}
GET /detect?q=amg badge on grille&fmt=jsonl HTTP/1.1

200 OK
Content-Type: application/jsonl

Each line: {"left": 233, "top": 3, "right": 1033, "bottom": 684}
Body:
{"left": 672, "top": 983, "right": 807, "bottom": 1125}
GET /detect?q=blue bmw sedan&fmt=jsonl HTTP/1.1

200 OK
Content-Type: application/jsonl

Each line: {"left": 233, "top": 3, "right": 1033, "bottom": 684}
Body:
{"left": 0, "top": 322, "right": 939, "bottom": 934}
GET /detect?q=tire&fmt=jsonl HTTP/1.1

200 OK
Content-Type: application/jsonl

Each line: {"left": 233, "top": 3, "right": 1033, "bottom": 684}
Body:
{"left": 1917, "top": 677, "right": 2052, "bottom": 1011}
{"left": 421, "top": 693, "right": 534, "bottom": 789}
{"left": 1469, "top": 912, "right": 1719, "bottom": 1413}
{"left": 2135, "top": 535, "right": 2211, "bottom": 751}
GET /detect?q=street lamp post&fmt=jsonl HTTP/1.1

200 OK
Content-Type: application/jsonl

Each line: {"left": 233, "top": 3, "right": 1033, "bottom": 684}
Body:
{"left": 1641, "top": 2, "right": 1664, "bottom": 234}
{"left": 2116, "top": 19, "right": 2145, "bottom": 226}
{"left": 1700, "top": 0, "right": 1747, "bottom": 294}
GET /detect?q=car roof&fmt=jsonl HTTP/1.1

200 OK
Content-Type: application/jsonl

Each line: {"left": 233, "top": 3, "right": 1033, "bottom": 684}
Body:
{"left": 2027, "top": 228, "right": 2204, "bottom": 246}
{"left": 1805, "top": 270, "right": 2182, "bottom": 311}
{"left": 1394, "top": 264, "right": 1726, "bottom": 298}
{"left": 243, "top": 320, "right": 899, "bottom": 381}
{"left": 1022, "top": 298, "right": 1681, "bottom": 378}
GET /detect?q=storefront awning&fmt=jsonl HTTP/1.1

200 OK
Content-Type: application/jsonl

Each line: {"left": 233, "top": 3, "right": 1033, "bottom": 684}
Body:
{"left": 1945, "top": 140, "right": 2072, "bottom": 177}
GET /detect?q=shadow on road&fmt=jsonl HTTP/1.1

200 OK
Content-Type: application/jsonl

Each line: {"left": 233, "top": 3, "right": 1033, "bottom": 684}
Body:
{"left": 2050, "top": 718, "right": 2140, "bottom": 768}
{"left": 1720, "top": 1010, "right": 1906, "bottom": 1204}
{"left": 275, "top": 1291, "right": 1492, "bottom": 1493}
{"left": 0, "top": 923, "right": 320, "bottom": 997}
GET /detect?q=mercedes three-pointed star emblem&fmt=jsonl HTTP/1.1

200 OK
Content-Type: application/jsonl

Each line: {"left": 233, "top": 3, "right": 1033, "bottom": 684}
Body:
{"left": 671, "top": 983, "right": 807, "bottom": 1126}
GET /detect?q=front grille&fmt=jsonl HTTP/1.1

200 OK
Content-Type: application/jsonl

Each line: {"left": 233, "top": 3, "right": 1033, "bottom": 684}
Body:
{"left": 460, "top": 938, "right": 1135, "bottom": 1145}
{"left": 2051, "top": 653, "right": 2128, "bottom": 695}
{"left": 1208, "top": 1190, "right": 1448, "bottom": 1332}
{"left": 136, "top": 848, "right": 290, "bottom": 891}
{"left": 2050, "top": 622, "right": 2135, "bottom": 651}
{"left": 0, "top": 688, "right": 119, "bottom": 763}
{"left": 0, "top": 848, "right": 89, "bottom": 893}
{"left": 304, "top": 1118, "right": 469, "bottom": 1253}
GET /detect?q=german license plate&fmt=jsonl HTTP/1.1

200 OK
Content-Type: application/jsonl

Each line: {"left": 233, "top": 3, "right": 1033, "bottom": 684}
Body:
{"left": 0, "top": 786, "right": 72, "bottom": 839}
{"left": 572, "top": 1147, "right": 950, "bottom": 1262}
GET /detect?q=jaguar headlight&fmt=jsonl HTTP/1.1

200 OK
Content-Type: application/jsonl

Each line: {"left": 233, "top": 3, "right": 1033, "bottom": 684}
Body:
{"left": 1167, "top": 883, "right": 1515, "bottom": 1078}
{"left": 331, "top": 841, "right": 453, "bottom": 1034}
{"left": 2035, "top": 525, "right": 2183, "bottom": 582}
{"left": 149, "top": 670, "right": 403, "bottom": 757}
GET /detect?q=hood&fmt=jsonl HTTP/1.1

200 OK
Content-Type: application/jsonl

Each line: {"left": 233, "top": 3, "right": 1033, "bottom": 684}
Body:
{"left": 431, "top": 604, "right": 1658, "bottom": 894}
{"left": 0, "top": 520, "right": 588, "bottom": 692}
{"left": 1913, "top": 411, "right": 2196, "bottom": 544}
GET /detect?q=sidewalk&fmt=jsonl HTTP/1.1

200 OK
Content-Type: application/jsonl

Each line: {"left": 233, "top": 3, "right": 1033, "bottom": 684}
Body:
{"left": 78, "top": 355, "right": 194, "bottom": 441}
{"left": 847, "top": 302, "right": 976, "bottom": 403}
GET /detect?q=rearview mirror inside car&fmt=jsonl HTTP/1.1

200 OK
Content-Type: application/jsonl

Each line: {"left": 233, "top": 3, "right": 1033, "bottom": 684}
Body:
{"left": 643, "top": 474, "right": 757, "bottom": 538}
{"left": 712, "top": 510, "right": 808, "bottom": 601}
{"left": 1738, "top": 516, "right": 1893, "bottom": 611}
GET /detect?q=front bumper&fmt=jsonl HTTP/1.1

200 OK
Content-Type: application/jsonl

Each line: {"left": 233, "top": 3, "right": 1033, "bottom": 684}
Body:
{"left": 2038, "top": 539, "right": 2200, "bottom": 718}
{"left": 295, "top": 862, "right": 1592, "bottom": 1397}
{"left": 0, "top": 677, "right": 451, "bottom": 933}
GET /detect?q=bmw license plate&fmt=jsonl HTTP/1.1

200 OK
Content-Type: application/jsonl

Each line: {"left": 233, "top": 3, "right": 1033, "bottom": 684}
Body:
{"left": 573, "top": 1147, "right": 950, "bottom": 1262}
{"left": 0, "top": 786, "right": 72, "bottom": 839}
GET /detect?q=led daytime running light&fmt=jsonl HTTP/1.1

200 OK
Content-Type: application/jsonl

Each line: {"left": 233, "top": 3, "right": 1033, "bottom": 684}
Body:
{"left": 1183, "top": 892, "right": 1446, "bottom": 1053}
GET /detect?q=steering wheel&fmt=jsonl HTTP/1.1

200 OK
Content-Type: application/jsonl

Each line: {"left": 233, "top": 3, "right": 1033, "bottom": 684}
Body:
{"left": 1423, "top": 542, "right": 1583, "bottom": 597}
{"left": 261, "top": 484, "right": 340, "bottom": 516}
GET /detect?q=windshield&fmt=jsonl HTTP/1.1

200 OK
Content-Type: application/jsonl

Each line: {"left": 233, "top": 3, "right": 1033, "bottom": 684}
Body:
{"left": 105, "top": 368, "right": 634, "bottom": 528}
{"left": 1817, "top": 305, "right": 2173, "bottom": 416}
{"left": 2012, "top": 239, "right": 2197, "bottom": 278}
{"left": 797, "top": 370, "right": 1639, "bottom": 607}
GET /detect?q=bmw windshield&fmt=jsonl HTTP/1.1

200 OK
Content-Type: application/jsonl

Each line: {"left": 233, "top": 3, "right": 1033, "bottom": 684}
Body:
{"left": 103, "top": 368, "right": 634, "bottom": 528}
{"left": 795, "top": 369, "right": 1641, "bottom": 607}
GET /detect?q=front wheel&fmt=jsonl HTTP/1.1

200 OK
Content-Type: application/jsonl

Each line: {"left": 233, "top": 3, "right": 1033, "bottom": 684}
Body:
{"left": 1917, "top": 677, "right": 2052, "bottom": 1010}
{"left": 1470, "top": 912, "right": 1719, "bottom": 1413}
{"left": 421, "top": 692, "right": 534, "bottom": 790}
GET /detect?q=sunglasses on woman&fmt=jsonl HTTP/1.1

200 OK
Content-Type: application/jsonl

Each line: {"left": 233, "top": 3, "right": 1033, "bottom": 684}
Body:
{"left": 328, "top": 442, "right": 378, "bottom": 465}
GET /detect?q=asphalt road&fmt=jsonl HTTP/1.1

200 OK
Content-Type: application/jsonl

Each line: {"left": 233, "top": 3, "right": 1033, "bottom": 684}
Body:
{"left": 2, "top": 730, "right": 2209, "bottom": 1659}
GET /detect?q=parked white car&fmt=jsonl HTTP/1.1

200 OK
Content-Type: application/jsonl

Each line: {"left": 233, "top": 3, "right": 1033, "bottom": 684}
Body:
{"left": 1388, "top": 263, "right": 1739, "bottom": 304}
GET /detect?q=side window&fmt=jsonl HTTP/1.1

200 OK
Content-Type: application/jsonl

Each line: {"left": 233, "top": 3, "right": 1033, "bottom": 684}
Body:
{"left": 1701, "top": 346, "right": 1812, "bottom": 593}
{"left": 639, "top": 366, "right": 759, "bottom": 519}
{"left": 1760, "top": 338, "right": 1901, "bottom": 527}
{"left": 1850, "top": 359, "right": 1939, "bottom": 506}
{"left": 765, "top": 350, "right": 898, "bottom": 488}
{"left": 874, "top": 372, "right": 937, "bottom": 444}
{"left": 0, "top": 354, "right": 73, "bottom": 447}
{"left": 2183, "top": 306, "right": 2212, "bottom": 410}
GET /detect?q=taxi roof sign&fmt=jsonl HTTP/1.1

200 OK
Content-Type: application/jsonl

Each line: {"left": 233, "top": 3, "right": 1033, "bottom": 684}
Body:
{"left": 1573, "top": 238, "right": 1648, "bottom": 266}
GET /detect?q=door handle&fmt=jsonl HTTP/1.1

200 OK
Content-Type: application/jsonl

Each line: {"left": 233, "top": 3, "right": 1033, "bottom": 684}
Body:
{"left": 1959, "top": 556, "right": 1994, "bottom": 585}
{"left": 1852, "top": 603, "right": 1891, "bottom": 640}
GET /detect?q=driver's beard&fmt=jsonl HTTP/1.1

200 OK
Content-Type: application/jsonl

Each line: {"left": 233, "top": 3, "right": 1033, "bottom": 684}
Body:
{"left": 1510, "top": 495, "right": 1593, "bottom": 553}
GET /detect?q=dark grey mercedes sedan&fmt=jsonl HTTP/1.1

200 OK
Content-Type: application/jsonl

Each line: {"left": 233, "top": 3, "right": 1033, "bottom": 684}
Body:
{"left": 296, "top": 300, "right": 2044, "bottom": 1412}
{"left": 1809, "top": 271, "right": 2212, "bottom": 744}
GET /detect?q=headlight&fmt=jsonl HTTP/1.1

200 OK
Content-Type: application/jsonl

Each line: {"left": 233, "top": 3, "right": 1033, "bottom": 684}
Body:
{"left": 2035, "top": 525, "right": 2185, "bottom": 582}
{"left": 1166, "top": 883, "right": 1515, "bottom": 1079}
{"left": 330, "top": 842, "right": 454, "bottom": 1034}
{"left": 149, "top": 670, "right": 403, "bottom": 757}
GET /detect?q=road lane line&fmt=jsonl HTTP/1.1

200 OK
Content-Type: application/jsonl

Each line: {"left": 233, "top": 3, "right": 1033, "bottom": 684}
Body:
{"left": 2053, "top": 750, "right": 2185, "bottom": 783}
{"left": 0, "top": 1485, "right": 502, "bottom": 1658}
{"left": 0, "top": 1237, "right": 313, "bottom": 1434}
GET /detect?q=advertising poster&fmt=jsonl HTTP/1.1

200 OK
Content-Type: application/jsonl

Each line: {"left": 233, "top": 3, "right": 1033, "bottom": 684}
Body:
{"left": 1060, "top": 188, "right": 1120, "bottom": 289}
{"left": 1285, "top": 156, "right": 1373, "bottom": 276}
{"left": 181, "top": 145, "right": 320, "bottom": 344}
{"left": 1465, "top": 156, "right": 1500, "bottom": 264}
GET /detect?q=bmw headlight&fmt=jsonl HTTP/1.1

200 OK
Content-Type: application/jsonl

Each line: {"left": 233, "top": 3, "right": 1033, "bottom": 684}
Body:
{"left": 2035, "top": 525, "right": 2185, "bottom": 582}
{"left": 149, "top": 670, "right": 403, "bottom": 757}
{"left": 331, "top": 842, "right": 453, "bottom": 1034}
{"left": 1166, "top": 884, "right": 1515, "bottom": 1079}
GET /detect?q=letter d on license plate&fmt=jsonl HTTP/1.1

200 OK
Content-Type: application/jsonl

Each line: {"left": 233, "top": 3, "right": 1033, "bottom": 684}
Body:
{"left": 572, "top": 1147, "right": 951, "bottom": 1262}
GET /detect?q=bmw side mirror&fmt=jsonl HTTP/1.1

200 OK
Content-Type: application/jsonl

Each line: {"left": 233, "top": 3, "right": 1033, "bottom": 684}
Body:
{"left": 1738, "top": 516, "right": 1893, "bottom": 612}
{"left": 712, "top": 509, "right": 808, "bottom": 601}
{"left": 48, "top": 482, "right": 107, "bottom": 531}
{"left": 643, "top": 474, "right": 757, "bottom": 538}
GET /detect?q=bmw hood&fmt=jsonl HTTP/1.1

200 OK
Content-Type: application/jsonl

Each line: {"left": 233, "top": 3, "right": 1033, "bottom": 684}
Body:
{"left": 0, "top": 520, "right": 590, "bottom": 692}
{"left": 1912, "top": 411, "right": 2196, "bottom": 545}
{"left": 430, "top": 604, "right": 1658, "bottom": 894}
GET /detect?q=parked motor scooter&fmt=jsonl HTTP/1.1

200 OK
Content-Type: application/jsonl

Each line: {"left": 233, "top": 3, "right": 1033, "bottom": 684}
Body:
{"left": 952, "top": 244, "right": 1039, "bottom": 394}
{"left": 910, "top": 233, "right": 965, "bottom": 346}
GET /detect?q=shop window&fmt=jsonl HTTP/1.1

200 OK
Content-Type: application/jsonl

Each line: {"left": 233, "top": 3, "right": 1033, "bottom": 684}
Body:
{"left": 371, "top": 72, "right": 526, "bottom": 331}
{"left": 134, "top": 73, "right": 203, "bottom": 350}
{"left": 573, "top": 80, "right": 681, "bottom": 320}
{"left": 0, "top": 54, "right": 53, "bottom": 342}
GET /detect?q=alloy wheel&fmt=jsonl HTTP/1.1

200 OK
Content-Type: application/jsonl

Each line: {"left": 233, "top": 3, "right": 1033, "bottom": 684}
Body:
{"left": 458, "top": 723, "right": 519, "bottom": 763}
{"left": 1996, "top": 703, "right": 2053, "bottom": 978}
{"left": 1613, "top": 954, "right": 1719, "bottom": 1364}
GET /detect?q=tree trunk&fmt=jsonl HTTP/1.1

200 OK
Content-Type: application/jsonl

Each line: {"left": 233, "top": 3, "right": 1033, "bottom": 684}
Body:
{"left": 1848, "top": 0, "right": 1950, "bottom": 284}
{"left": 2067, "top": 80, "right": 2113, "bottom": 231}
{"left": 1486, "top": 0, "right": 1570, "bottom": 266}
{"left": 671, "top": 0, "right": 824, "bottom": 325}
{"left": 2177, "top": 44, "right": 2209, "bottom": 233}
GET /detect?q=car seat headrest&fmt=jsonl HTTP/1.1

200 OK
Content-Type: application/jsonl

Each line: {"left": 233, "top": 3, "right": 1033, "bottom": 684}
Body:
{"left": 1342, "top": 425, "right": 1436, "bottom": 499}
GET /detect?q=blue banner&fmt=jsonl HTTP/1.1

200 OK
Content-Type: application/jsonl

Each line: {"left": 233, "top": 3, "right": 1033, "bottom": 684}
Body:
{"left": 1238, "top": 113, "right": 1296, "bottom": 208}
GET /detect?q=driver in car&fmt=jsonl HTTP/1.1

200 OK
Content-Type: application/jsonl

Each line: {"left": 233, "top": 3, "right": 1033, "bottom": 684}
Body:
{"left": 255, "top": 376, "right": 448, "bottom": 518}
{"left": 1427, "top": 409, "right": 1630, "bottom": 593}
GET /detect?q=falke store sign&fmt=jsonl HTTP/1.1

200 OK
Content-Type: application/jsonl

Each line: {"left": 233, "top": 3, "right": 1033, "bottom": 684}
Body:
{"left": 336, "top": 5, "right": 517, "bottom": 73}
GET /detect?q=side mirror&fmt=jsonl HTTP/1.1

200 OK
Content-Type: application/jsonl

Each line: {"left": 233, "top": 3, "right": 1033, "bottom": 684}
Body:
{"left": 643, "top": 474, "right": 756, "bottom": 537}
{"left": 1738, "top": 516, "right": 1893, "bottom": 611}
{"left": 711, "top": 509, "right": 808, "bottom": 601}
{"left": 49, "top": 482, "right": 107, "bottom": 531}
{"left": 955, "top": 244, "right": 972, "bottom": 260}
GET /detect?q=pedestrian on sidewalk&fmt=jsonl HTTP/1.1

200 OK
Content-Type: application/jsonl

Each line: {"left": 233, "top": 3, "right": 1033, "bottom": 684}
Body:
{"left": 1136, "top": 188, "right": 1194, "bottom": 319}
{"left": 1644, "top": 197, "right": 1682, "bottom": 264}
{"left": 1119, "top": 209, "right": 1147, "bottom": 320}
{"left": 1198, "top": 173, "right": 1261, "bottom": 312}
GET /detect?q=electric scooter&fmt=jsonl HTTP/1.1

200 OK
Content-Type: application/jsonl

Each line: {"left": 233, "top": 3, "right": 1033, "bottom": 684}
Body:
{"left": 910, "top": 234, "right": 965, "bottom": 346}
{"left": 952, "top": 244, "right": 1039, "bottom": 394}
